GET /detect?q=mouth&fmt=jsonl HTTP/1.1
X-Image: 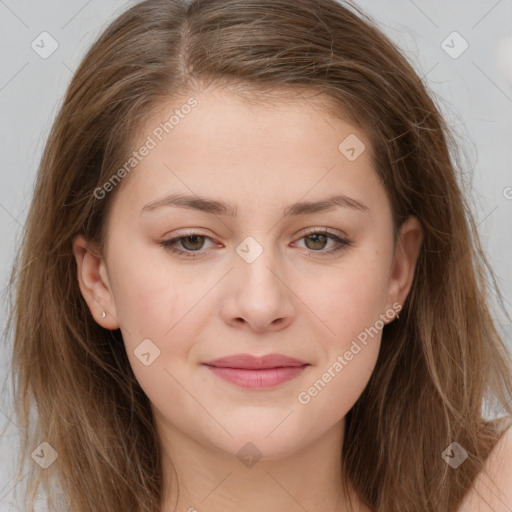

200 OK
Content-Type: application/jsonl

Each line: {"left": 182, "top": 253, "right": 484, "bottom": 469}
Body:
{"left": 202, "top": 353, "right": 310, "bottom": 389}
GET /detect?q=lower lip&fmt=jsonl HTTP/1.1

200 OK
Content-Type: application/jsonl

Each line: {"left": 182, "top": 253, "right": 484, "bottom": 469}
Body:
{"left": 204, "top": 365, "right": 308, "bottom": 388}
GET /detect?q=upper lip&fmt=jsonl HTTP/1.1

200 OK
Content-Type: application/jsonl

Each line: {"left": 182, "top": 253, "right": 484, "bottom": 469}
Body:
{"left": 203, "top": 353, "right": 309, "bottom": 369}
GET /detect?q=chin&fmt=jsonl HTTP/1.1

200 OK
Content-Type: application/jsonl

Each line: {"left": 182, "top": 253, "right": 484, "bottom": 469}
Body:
{"left": 207, "top": 423, "right": 311, "bottom": 461}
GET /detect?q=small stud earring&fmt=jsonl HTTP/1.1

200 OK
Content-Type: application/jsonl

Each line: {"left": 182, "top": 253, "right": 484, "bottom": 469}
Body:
{"left": 396, "top": 313, "right": 400, "bottom": 320}
{"left": 101, "top": 311, "right": 106, "bottom": 319}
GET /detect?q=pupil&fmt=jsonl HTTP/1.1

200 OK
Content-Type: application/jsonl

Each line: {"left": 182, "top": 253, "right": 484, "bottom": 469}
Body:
{"left": 307, "top": 234, "right": 326, "bottom": 250}
{"left": 184, "top": 235, "right": 203, "bottom": 250}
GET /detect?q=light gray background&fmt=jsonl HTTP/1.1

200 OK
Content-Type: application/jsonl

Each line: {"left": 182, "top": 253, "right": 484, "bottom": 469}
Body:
{"left": 1, "top": 0, "right": 511, "bottom": 508}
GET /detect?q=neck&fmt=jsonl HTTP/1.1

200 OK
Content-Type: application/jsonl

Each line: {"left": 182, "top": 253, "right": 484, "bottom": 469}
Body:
{"left": 156, "top": 415, "right": 357, "bottom": 512}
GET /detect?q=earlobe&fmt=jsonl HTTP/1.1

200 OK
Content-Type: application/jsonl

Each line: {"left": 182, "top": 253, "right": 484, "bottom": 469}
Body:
{"left": 72, "top": 234, "right": 120, "bottom": 330}
{"left": 386, "top": 216, "right": 424, "bottom": 314}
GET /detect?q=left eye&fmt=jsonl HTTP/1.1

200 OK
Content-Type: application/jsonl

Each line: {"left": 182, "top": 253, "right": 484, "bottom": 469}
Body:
{"left": 160, "top": 234, "right": 214, "bottom": 257}
{"left": 160, "top": 230, "right": 352, "bottom": 258}
{"left": 296, "top": 231, "right": 350, "bottom": 253}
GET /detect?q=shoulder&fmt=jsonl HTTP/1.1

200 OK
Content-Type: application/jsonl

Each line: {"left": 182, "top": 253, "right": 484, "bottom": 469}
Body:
{"left": 458, "top": 416, "right": 512, "bottom": 512}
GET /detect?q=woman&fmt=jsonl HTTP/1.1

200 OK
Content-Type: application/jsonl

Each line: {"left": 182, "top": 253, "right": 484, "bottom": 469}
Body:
{"left": 6, "top": 0, "right": 512, "bottom": 510}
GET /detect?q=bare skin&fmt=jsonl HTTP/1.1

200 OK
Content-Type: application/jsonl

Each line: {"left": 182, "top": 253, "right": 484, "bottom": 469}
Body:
{"left": 73, "top": 86, "right": 423, "bottom": 511}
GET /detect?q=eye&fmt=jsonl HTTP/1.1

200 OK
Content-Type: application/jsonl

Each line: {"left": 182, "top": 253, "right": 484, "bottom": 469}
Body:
{"left": 159, "top": 229, "right": 352, "bottom": 259}
{"left": 160, "top": 233, "right": 215, "bottom": 259}
{"left": 294, "top": 229, "right": 352, "bottom": 256}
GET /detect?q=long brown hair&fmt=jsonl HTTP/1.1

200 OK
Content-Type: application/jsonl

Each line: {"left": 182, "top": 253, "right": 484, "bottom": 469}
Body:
{"left": 6, "top": 0, "right": 512, "bottom": 510}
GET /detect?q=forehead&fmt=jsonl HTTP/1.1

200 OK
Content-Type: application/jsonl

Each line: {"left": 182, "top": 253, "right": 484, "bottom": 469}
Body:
{"left": 108, "top": 86, "right": 385, "bottom": 221}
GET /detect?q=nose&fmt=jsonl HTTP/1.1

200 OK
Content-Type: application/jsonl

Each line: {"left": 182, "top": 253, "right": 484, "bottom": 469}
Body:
{"left": 219, "top": 241, "right": 296, "bottom": 333}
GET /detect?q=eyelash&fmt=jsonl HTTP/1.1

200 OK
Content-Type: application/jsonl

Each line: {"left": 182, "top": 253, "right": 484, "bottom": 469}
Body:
{"left": 159, "top": 229, "right": 353, "bottom": 259}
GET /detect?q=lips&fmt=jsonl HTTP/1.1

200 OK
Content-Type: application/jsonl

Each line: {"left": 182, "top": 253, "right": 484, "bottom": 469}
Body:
{"left": 202, "top": 353, "right": 308, "bottom": 370}
{"left": 202, "top": 353, "right": 310, "bottom": 389}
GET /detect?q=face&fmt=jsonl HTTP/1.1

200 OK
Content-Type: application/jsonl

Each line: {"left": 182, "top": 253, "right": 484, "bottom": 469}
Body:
{"left": 74, "top": 87, "right": 422, "bottom": 461}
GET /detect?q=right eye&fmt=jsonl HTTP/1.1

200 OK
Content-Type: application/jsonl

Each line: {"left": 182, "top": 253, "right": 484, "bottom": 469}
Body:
{"left": 160, "top": 233, "right": 218, "bottom": 258}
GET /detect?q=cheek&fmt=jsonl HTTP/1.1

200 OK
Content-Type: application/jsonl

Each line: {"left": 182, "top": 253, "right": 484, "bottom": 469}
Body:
{"left": 294, "top": 257, "right": 388, "bottom": 408}
{"left": 311, "top": 254, "right": 391, "bottom": 348}
{"left": 109, "top": 242, "right": 195, "bottom": 338}
{"left": 297, "top": 342, "right": 380, "bottom": 438}
{"left": 115, "top": 267, "right": 199, "bottom": 412}
{"left": 296, "top": 252, "right": 391, "bottom": 423}
{"left": 109, "top": 247, "right": 220, "bottom": 388}
{"left": 296, "top": 271, "right": 386, "bottom": 428}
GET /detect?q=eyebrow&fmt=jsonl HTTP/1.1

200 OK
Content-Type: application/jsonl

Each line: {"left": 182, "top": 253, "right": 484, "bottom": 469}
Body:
{"left": 141, "top": 192, "right": 369, "bottom": 217}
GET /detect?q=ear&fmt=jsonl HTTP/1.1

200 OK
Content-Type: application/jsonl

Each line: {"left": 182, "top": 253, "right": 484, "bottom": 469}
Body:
{"left": 72, "top": 234, "right": 120, "bottom": 330}
{"left": 385, "top": 215, "right": 423, "bottom": 316}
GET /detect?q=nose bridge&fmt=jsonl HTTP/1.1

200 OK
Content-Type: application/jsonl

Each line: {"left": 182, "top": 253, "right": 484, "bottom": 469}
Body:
{"left": 223, "top": 233, "right": 295, "bottom": 331}
{"left": 234, "top": 233, "right": 283, "bottom": 292}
